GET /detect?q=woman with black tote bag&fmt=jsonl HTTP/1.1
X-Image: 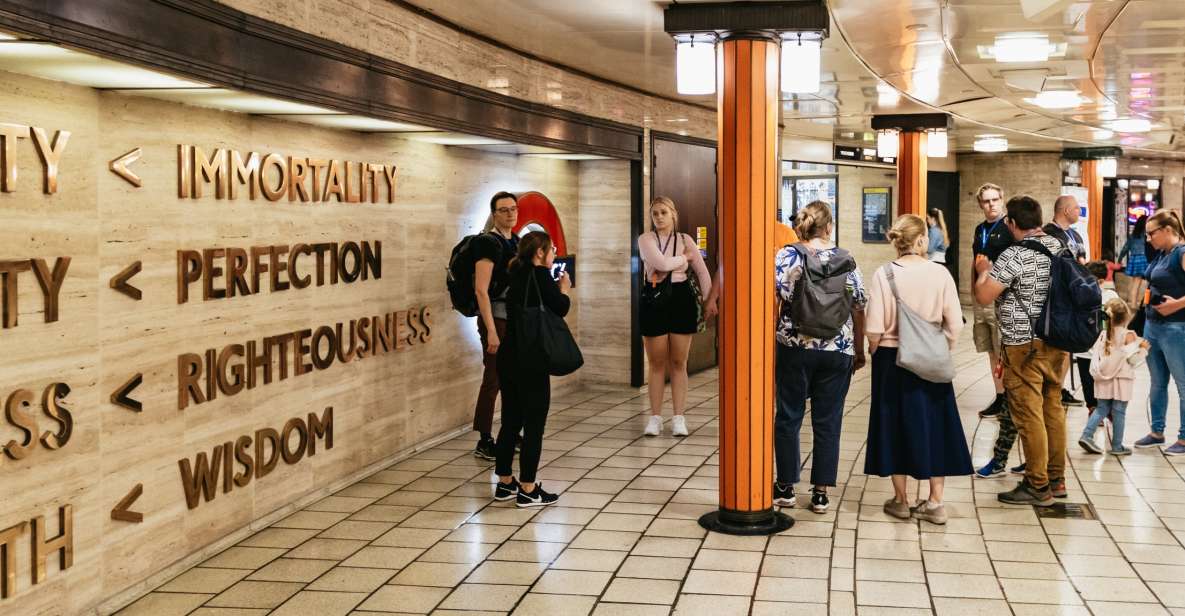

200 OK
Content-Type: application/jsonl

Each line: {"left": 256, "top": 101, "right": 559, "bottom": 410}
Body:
{"left": 492, "top": 231, "right": 573, "bottom": 507}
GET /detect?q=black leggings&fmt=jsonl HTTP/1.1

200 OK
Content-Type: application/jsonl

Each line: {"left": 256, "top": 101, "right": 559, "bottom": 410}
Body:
{"left": 495, "top": 356, "right": 550, "bottom": 483}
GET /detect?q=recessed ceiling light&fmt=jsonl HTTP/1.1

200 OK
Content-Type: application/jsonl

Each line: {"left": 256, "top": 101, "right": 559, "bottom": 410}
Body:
{"left": 876, "top": 82, "right": 900, "bottom": 106}
{"left": 979, "top": 34, "right": 1058, "bottom": 63}
{"left": 974, "top": 136, "right": 1009, "bottom": 153}
{"left": 1107, "top": 118, "right": 1152, "bottom": 133}
{"left": 0, "top": 41, "right": 207, "bottom": 88}
{"left": 1025, "top": 90, "right": 1086, "bottom": 109}
{"left": 267, "top": 114, "right": 429, "bottom": 132}
{"left": 407, "top": 133, "right": 512, "bottom": 146}
{"left": 130, "top": 88, "right": 333, "bottom": 114}
{"left": 1092, "top": 129, "right": 1115, "bottom": 139}
{"left": 522, "top": 153, "right": 614, "bottom": 160}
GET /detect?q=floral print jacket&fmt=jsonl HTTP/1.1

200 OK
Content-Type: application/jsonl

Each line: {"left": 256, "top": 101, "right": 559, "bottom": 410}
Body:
{"left": 774, "top": 245, "right": 867, "bottom": 355}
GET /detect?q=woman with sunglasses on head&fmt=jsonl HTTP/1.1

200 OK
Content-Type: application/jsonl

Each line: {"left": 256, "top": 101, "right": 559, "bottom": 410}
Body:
{"left": 1132, "top": 210, "right": 1185, "bottom": 455}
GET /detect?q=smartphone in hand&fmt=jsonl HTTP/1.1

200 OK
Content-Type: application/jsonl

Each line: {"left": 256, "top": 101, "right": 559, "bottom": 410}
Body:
{"left": 551, "top": 256, "right": 576, "bottom": 287}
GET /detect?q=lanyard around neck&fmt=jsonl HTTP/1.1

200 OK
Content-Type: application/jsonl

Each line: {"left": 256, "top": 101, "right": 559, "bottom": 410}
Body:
{"left": 654, "top": 230, "right": 675, "bottom": 256}
{"left": 980, "top": 219, "right": 1003, "bottom": 249}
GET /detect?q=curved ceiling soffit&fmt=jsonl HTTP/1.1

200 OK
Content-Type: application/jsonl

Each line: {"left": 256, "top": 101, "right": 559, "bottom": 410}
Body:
{"left": 827, "top": 0, "right": 1184, "bottom": 158}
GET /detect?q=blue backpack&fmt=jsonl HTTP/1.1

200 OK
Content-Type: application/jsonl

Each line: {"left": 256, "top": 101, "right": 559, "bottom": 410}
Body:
{"left": 1020, "top": 238, "right": 1103, "bottom": 353}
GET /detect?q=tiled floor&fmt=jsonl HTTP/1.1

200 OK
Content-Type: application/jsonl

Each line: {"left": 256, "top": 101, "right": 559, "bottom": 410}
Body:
{"left": 121, "top": 328, "right": 1185, "bottom": 616}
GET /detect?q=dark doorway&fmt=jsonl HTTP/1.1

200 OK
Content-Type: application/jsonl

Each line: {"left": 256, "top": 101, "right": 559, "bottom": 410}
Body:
{"left": 927, "top": 171, "right": 960, "bottom": 285}
{"left": 651, "top": 134, "right": 718, "bottom": 375}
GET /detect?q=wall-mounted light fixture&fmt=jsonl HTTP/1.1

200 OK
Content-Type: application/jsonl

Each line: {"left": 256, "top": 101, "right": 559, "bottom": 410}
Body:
{"left": 675, "top": 35, "right": 716, "bottom": 95}
{"left": 1098, "top": 158, "right": 1118, "bottom": 178}
{"left": 926, "top": 129, "right": 948, "bottom": 158}
{"left": 876, "top": 130, "right": 899, "bottom": 158}
{"left": 781, "top": 33, "right": 822, "bottom": 94}
{"left": 973, "top": 136, "right": 1009, "bottom": 153}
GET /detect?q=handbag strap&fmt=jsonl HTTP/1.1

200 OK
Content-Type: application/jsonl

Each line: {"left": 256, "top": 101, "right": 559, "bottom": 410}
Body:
{"left": 882, "top": 263, "right": 902, "bottom": 300}
{"left": 522, "top": 266, "right": 544, "bottom": 308}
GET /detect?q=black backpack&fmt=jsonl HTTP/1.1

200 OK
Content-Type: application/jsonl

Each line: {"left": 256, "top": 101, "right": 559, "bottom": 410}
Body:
{"left": 1020, "top": 238, "right": 1103, "bottom": 353}
{"left": 787, "top": 243, "right": 857, "bottom": 339}
{"left": 446, "top": 233, "right": 503, "bottom": 317}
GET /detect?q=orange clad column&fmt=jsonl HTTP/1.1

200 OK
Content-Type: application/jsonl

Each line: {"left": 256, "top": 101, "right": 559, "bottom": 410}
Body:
{"left": 698, "top": 34, "right": 792, "bottom": 535}
{"left": 1082, "top": 159, "right": 1104, "bottom": 259}
{"left": 897, "top": 131, "right": 928, "bottom": 217}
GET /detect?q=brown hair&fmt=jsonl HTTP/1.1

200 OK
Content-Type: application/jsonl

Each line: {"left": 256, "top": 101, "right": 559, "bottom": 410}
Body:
{"left": 887, "top": 214, "right": 929, "bottom": 256}
{"left": 650, "top": 196, "right": 680, "bottom": 231}
{"left": 1006, "top": 195, "right": 1043, "bottom": 230}
{"left": 1149, "top": 210, "right": 1185, "bottom": 239}
{"left": 927, "top": 208, "right": 949, "bottom": 246}
{"left": 794, "top": 201, "right": 833, "bottom": 240}
{"left": 1103, "top": 298, "right": 1132, "bottom": 356}
{"left": 976, "top": 182, "right": 1003, "bottom": 204}
{"left": 508, "top": 231, "right": 552, "bottom": 272}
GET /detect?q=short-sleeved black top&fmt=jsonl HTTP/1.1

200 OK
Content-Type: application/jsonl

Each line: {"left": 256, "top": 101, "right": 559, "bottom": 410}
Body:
{"left": 971, "top": 218, "right": 1013, "bottom": 262}
{"left": 472, "top": 231, "right": 519, "bottom": 301}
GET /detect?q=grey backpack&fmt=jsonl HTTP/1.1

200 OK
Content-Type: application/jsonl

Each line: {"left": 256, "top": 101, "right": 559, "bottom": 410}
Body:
{"left": 787, "top": 243, "right": 857, "bottom": 339}
{"left": 882, "top": 263, "right": 955, "bottom": 383}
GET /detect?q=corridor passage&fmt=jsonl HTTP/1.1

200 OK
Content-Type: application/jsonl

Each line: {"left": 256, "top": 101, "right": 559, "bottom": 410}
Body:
{"left": 121, "top": 328, "right": 1185, "bottom": 616}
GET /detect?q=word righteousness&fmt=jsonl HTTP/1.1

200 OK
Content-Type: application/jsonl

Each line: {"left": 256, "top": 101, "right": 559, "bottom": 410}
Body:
{"left": 177, "top": 306, "right": 432, "bottom": 410}
{"left": 177, "top": 145, "right": 397, "bottom": 203}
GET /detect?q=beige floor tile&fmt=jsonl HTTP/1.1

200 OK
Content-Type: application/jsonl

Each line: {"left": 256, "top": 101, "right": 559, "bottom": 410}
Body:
{"left": 1149, "top": 583, "right": 1185, "bottom": 608}
{"left": 1122, "top": 543, "right": 1185, "bottom": 565}
{"left": 632, "top": 537, "right": 702, "bottom": 558}
{"left": 247, "top": 558, "right": 336, "bottom": 582}
{"left": 603, "top": 502, "right": 664, "bottom": 515}
{"left": 306, "top": 566, "right": 392, "bottom": 592}
{"left": 417, "top": 540, "right": 497, "bottom": 564}
{"left": 765, "top": 555, "right": 831, "bottom": 579}
{"left": 189, "top": 608, "right": 268, "bottom": 616}
{"left": 513, "top": 593, "right": 597, "bottom": 616}
{"left": 1085, "top": 601, "right": 1172, "bottom": 616}
{"left": 569, "top": 530, "right": 641, "bottom": 551}
{"left": 602, "top": 578, "right": 681, "bottom": 604}
{"left": 1136, "top": 564, "right": 1185, "bottom": 583}
{"left": 377, "top": 490, "right": 439, "bottom": 507}
{"left": 399, "top": 510, "right": 473, "bottom": 530}
{"left": 116, "top": 592, "right": 212, "bottom": 616}
{"left": 832, "top": 567, "right": 855, "bottom": 592}
{"left": 1074, "top": 577, "right": 1159, "bottom": 603}
{"left": 425, "top": 496, "right": 491, "bottom": 514}
{"left": 320, "top": 520, "right": 396, "bottom": 540}
{"left": 468, "top": 507, "right": 539, "bottom": 526}
{"left": 468, "top": 560, "right": 548, "bottom": 585}
{"left": 488, "top": 540, "right": 567, "bottom": 562}
{"left": 831, "top": 590, "right": 856, "bottom": 616}
{"left": 549, "top": 548, "right": 628, "bottom": 572}
{"left": 588, "top": 512, "right": 654, "bottom": 532}
{"left": 207, "top": 581, "right": 304, "bottom": 609}
{"left": 1050, "top": 535, "right": 1123, "bottom": 557}
{"left": 590, "top": 602, "right": 671, "bottom": 616}
{"left": 1000, "top": 579, "right": 1084, "bottom": 605}
{"left": 158, "top": 567, "right": 249, "bottom": 594}
{"left": 388, "top": 561, "right": 478, "bottom": 587}
{"left": 645, "top": 519, "right": 708, "bottom": 538}
{"left": 372, "top": 526, "right": 451, "bottom": 548}
{"left": 439, "top": 583, "right": 529, "bottom": 611}
{"left": 350, "top": 504, "right": 420, "bottom": 523}
{"left": 754, "top": 576, "right": 829, "bottom": 603}
{"left": 673, "top": 594, "right": 751, "bottom": 616}
{"left": 920, "top": 532, "right": 986, "bottom": 553}
{"left": 753, "top": 601, "right": 827, "bottom": 616}
{"left": 700, "top": 533, "right": 768, "bottom": 552}
{"left": 532, "top": 507, "right": 600, "bottom": 525}
{"left": 272, "top": 511, "right": 349, "bottom": 530}
{"left": 357, "top": 584, "right": 449, "bottom": 613}
{"left": 238, "top": 528, "right": 319, "bottom": 549}
{"left": 618, "top": 555, "right": 692, "bottom": 579}
{"left": 921, "top": 551, "right": 994, "bottom": 575}
{"left": 1060, "top": 554, "right": 1138, "bottom": 578}
{"left": 679, "top": 570, "right": 757, "bottom": 596}
{"left": 512, "top": 522, "right": 584, "bottom": 543}
{"left": 767, "top": 536, "right": 832, "bottom": 557}
{"left": 285, "top": 537, "right": 367, "bottom": 560}
{"left": 446, "top": 523, "right": 519, "bottom": 544}
{"left": 691, "top": 549, "right": 763, "bottom": 572}
{"left": 927, "top": 572, "right": 1003, "bottom": 599}
{"left": 202, "top": 547, "right": 286, "bottom": 570}
{"left": 856, "top": 521, "right": 920, "bottom": 541}
{"left": 985, "top": 540, "right": 1058, "bottom": 563}
{"left": 270, "top": 590, "right": 365, "bottom": 616}
{"left": 932, "top": 598, "right": 1012, "bottom": 616}
{"left": 981, "top": 523, "right": 1048, "bottom": 543}
{"left": 854, "top": 581, "right": 930, "bottom": 608}
{"left": 339, "top": 546, "right": 423, "bottom": 569}
{"left": 856, "top": 539, "right": 921, "bottom": 561}
{"left": 994, "top": 561, "right": 1068, "bottom": 580}
{"left": 307, "top": 495, "right": 374, "bottom": 514}
{"left": 1009, "top": 604, "right": 1090, "bottom": 616}
{"left": 532, "top": 569, "right": 613, "bottom": 595}
{"left": 562, "top": 492, "right": 617, "bottom": 508}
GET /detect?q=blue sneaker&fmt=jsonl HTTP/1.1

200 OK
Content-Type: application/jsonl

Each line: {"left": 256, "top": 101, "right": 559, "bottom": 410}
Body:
{"left": 975, "top": 461, "right": 1006, "bottom": 479}
{"left": 1010, "top": 462, "right": 1026, "bottom": 475}
{"left": 1165, "top": 442, "right": 1185, "bottom": 456}
{"left": 1134, "top": 434, "right": 1167, "bottom": 449}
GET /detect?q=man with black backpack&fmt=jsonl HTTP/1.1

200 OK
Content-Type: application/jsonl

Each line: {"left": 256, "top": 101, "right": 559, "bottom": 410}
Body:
{"left": 973, "top": 195, "right": 1102, "bottom": 506}
{"left": 456, "top": 191, "right": 519, "bottom": 459}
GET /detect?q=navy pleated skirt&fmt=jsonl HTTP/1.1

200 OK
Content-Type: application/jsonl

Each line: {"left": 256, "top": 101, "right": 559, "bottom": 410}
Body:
{"left": 863, "top": 347, "right": 973, "bottom": 479}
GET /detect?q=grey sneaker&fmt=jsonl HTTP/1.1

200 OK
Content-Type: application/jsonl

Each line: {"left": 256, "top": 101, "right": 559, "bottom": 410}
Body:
{"left": 1078, "top": 436, "right": 1103, "bottom": 454}
{"left": 911, "top": 500, "right": 948, "bottom": 525}
{"left": 1165, "top": 442, "right": 1185, "bottom": 456}
{"left": 883, "top": 498, "right": 911, "bottom": 520}
{"left": 1109, "top": 446, "right": 1133, "bottom": 456}
{"left": 998, "top": 480, "right": 1054, "bottom": 507}
{"left": 1134, "top": 434, "right": 1166, "bottom": 448}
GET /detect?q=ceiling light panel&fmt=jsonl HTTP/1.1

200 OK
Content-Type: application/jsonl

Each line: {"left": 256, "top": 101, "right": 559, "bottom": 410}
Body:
{"left": 0, "top": 41, "right": 207, "bottom": 88}
{"left": 405, "top": 132, "right": 512, "bottom": 146}
{"left": 266, "top": 114, "right": 430, "bottom": 132}
{"left": 128, "top": 88, "right": 335, "bottom": 114}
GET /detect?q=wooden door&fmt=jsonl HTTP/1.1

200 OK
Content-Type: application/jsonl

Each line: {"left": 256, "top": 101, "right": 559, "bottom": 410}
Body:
{"left": 652, "top": 136, "right": 718, "bottom": 373}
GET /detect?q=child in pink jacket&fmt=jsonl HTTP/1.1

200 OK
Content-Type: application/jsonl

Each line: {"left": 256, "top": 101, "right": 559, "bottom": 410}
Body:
{"left": 1079, "top": 298, "right": 1150, "bottom": 455}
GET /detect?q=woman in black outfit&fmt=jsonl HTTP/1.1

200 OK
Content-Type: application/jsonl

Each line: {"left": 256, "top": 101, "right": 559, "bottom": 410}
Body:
{"left": 493, "top": 231, "right": 572, "bottom": 507}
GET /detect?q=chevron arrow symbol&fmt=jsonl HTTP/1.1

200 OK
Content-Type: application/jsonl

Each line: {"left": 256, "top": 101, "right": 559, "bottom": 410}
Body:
{"left": 111, "top": 484, "right": 144, "bottom": 523}
{"left": 111, "top": 373, "right": 143, "bottom": 412}
{"left": 109, "top": 148, "right": 142, "bottom": 187}
{"left": 110, "top": 261, "right": 142, "bottom": 300}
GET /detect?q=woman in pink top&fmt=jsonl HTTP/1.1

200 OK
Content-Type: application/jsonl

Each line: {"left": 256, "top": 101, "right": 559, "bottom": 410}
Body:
{"left": 863, "top": 215, "right": 971, "bottom": 525}
{"left": 637, "top": 196, "right": 711, "bottom": 437}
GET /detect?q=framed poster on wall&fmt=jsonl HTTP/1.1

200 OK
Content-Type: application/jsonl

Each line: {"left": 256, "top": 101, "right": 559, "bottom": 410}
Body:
{"left": 862, "top": 187, "right": 892, "bottom": 243}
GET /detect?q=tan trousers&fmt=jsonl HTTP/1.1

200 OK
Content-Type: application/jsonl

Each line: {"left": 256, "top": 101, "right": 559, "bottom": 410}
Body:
{"left": 1001, "top": 340, "right": 1068, "bottom": 490}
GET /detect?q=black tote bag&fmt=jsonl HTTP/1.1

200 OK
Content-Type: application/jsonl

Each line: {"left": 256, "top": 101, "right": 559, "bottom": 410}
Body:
{"left": 516, "top": 269, "right": 584, "bottom": 376}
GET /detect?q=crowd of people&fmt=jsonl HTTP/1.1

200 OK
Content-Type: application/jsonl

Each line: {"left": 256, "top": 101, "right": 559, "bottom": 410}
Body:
{"left": 457, "top": 187, "right": 1185, "bottom": 512}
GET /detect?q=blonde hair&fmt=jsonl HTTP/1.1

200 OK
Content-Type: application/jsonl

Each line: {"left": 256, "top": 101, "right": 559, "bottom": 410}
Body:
{"left": 1103, "top": 298, "right": 1132, "bottom": 356}
{"left": 928, "top": 208, "right": 950, "bottom": 246}
{"left": 976, "top": 182, "right": 1003, "bottom": 205}
{"left": 1149, "top": 209, "right": 1184, "bottom": 239}
{"left": 887, "top": 214, "right": 928, "bottom": 256}
{"left": 650, "top": 196, "right": 680, "bottom": 231}
{"left": 794, "top": 201, "right": 833, "bottom": 240}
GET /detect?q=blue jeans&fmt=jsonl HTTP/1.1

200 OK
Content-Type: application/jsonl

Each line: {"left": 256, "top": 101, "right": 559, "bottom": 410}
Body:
{"left": 1081, "top": 399, "right": 1129, "bottom": 451}
{"left": 1145, "top": 320, "right": 1185, "bottom": 441}
{"left": 775, "top": 345, "right": 852, "bottom": 487}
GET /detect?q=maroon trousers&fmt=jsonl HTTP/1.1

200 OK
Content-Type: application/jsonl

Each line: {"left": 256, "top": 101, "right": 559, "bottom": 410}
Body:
{"left": 473, "top": 317, "right": 508, "bottom": 435}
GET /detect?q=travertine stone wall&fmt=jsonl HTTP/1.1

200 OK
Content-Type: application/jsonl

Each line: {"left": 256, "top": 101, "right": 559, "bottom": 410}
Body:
{"left": 216, "top": 0, "right": 716, "bottom": 141}
{"left": 0, "top": 68, "right": 613, "bottom": 615}
{"left": 577, "top": 159, "right": 633, "bottom": 385}
{"left": 836, "top": 165, "right": 901, "bottom": 282}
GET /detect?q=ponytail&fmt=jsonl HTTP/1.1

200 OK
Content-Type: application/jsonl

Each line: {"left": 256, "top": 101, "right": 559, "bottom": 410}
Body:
{"left": 928, "top": 208, "right": 949, "bottom": 246}
{"left": 1102, "top": 298, "right": 1131, "bottom": 356}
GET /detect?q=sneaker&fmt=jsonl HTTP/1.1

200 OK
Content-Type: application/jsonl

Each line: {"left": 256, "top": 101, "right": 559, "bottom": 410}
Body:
{"left": 883, "top": 498, "right": 911, "bottom": 520}
{"left": 911, "top": 500, "right": 948, "bottom": 525}
{"left": 643, "top": 415, "right": 662, "bottom": 437}
{"left": 1134, "top": 434, "right": 1166, "bottom": 448}
{"left": 810, "top": 489, "right": 829, "bottom": 514}
{"left": 671, "top": 415, "right": 689, "bottom": 437}
{"left": 1165, "top": 442, "right": 1185, "bottom": 456}
{"left": 493, "top": 478, "right": 520, "bottom": 501}
{"left": 998, "top": 480, "right": 1054, "bottom": 507}
{"left": 1061, "top": 389, "right": 1083, "bottom": 406}
{"left": 1049, "top": 478, "right": 1067, "bottom": 499}
{"left": 773, "top": 482, "right": 796, "bottom": 508}
{"left": 1110, "top": 446, "right": 1133, "bottom": 456}
{"left": 974, "top": 461, "right": 1006, "bottom": 479}
{"left": 516, "top": 483, "right": 559, "bottom": 508}
{"left": 1078, "top": 436, "right": 1103, "bottom": 455}
{"left": 474, "top": 438, "right": 497, "bottom": 461}
{"left": 1009, "top": 462, "right": 1026, "bottom": 475}
{"left": 978, "top": 395, "right": 1004, "bottom": 418}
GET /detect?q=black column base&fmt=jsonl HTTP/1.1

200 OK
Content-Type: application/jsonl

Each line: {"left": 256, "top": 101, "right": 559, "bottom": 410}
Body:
{"left": 698, "top": 507, "right": 793, "bottom": 536}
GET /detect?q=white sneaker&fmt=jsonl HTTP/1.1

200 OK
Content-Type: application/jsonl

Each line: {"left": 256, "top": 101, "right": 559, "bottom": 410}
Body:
{"left": 671, "top": 415, "right": 689, "bottom": 437}
{"left": 644, "top": 415, "right": 662, "bottom": 436}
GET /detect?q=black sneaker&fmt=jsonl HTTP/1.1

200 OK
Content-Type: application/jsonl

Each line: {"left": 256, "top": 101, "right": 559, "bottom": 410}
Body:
{"left": 517, "top": 483, "right": 559, "bottom": 508}
{"left": 474, "top": 438, "right": 496, "bottom": 461}
{"left": 494, "top": 478, "right": 520, "bottom": 501}
{"left": 810, "top": 489, "right": 829, "bottom": 514}
{"left": 978, "top": 395, "right": 1004, "bottom": 418}
{"left": 1009, "top": 462, "right": 1026, "bottom": 475}
{"left": 998, "top": 480, "right": 1054, "bottom": 507}
{"left": 773, "top": 482, "right": 795, "bottom": 507}
{"left": 1061, "top": 389, "right": 1083, "bottom": 406}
